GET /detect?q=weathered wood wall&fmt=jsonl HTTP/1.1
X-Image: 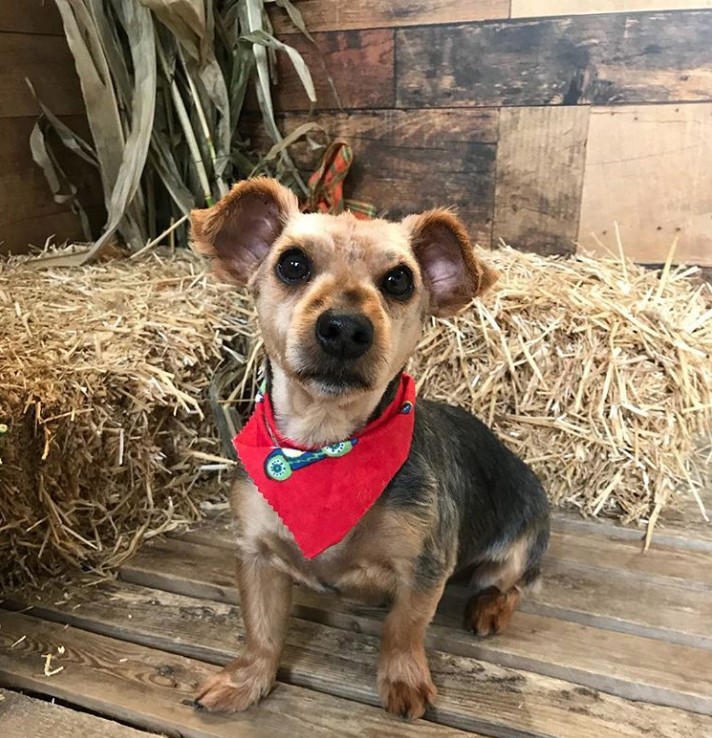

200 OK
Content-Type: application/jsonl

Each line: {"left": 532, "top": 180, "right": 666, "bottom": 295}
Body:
{"left": 264, "top": 0, "right": 712, "bottom": 265}
{"left": 0, "top": 1, "right": 101, "bottom": 255}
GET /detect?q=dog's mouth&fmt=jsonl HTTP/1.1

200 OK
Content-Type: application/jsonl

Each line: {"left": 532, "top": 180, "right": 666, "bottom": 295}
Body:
{"left": 293, "top": 366, "right": 372, "bottom": 396}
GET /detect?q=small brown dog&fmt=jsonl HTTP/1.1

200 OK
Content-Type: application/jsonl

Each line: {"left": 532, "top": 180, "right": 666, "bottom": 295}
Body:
{"left": 191, "top": 177, "right": 549, "bottom": 719}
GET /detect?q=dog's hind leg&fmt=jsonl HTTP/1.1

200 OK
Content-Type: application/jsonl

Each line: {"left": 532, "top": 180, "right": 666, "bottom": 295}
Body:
{"left": 464, "top": 527, "right": 548, "bottom": 637}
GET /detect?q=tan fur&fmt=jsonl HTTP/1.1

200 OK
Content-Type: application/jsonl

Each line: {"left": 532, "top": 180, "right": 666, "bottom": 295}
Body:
{"left": 191, "top": 178, "right": 500, "bottom": 717}
{"left": 476, "top": 535, "right": 531, "bottom": 592}
{"left": 196, "top": 552, "right": 291, "bottom": 711}
{"left": 191, "top": 178, "right": 300, "bottom": 286}
{"left": 190, "top": 179, "right": 495, "bottom": 448}
{"left": 230, "top": 476, "right": 431, "bottom": 601}
{"left": 466, "top": 536, "right": 535, "bottom": 637}
{"left": 468, "top": 587, "right": 521, "bottom": 637}
{"left": 378, "top": 585, "right": 445, "bottom": 719}
{"left": 253, "top": 213, "right": 425, "bottom": 446}
{"left": 402, "top": 209, "right": 499, "bottom": 316}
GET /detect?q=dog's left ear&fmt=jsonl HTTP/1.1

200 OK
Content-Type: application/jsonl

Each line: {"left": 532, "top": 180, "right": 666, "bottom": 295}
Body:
{"left": 191, "top": 177, "right": 299, "bottom": 286}
{"left": 403, "top": 209, "right": 498, "bottom": 317}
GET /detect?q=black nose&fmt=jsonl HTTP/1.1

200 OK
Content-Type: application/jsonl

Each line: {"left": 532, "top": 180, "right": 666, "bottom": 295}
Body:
{"left": 315, "top": 311, "right": 374, "bottom": 360}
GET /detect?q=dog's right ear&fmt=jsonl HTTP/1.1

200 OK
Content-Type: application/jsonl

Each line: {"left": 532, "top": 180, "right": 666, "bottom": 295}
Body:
{"left": 191, "top": 177, "right": 299, "bottom": 285}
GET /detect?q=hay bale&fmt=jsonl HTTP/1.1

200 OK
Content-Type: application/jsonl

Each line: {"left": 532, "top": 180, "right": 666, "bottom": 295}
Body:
{"left": 1, "top": 245, "right": 709, "bottom": 589}
{"left": 0, "top": 250, "right": 254, "bottom": 588}
{"left": 410, "top": 247, "right": 711, "bottom": 534}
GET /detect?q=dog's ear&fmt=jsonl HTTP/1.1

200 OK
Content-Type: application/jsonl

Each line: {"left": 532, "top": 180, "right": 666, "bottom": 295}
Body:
{"left": 403, "top": 209, "right": 498, "bottom": 317}
{"left": 191, "top": 177, "right": 299, "bottom": 285}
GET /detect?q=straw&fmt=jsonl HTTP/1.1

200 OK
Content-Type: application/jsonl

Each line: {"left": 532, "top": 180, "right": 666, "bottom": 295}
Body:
{"left": 0, "top": 248, "right": 253, "bottom": 589}
{"left": 1, "top": 243, "right": 710, "bottom": 590}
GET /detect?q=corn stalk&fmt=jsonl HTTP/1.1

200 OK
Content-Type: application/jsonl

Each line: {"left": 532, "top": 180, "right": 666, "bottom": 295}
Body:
{"left": 29, "top": 0, "right": 319, "bottom": 266}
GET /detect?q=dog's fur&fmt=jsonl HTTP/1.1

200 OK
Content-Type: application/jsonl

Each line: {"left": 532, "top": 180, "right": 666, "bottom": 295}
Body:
{"left": 190, "top": 178, "right": 550, "bottom": 719}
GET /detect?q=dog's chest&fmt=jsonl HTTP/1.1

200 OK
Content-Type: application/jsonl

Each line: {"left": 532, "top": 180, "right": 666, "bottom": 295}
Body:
{"left": 230, "top": 477, "right": 423, "bottom": 598}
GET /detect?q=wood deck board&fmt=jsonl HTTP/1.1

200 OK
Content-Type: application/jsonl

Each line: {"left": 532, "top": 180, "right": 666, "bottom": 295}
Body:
{"left": 177, "top": 513, "right": 712, "bottom": 583}
{"left": 547, "top": 530, "right": 712, "bottom": 590}
{"left": 115, "top": 536, "right": 712, "bottom": 714}
{"left": 4, "top": 584, "right": 710, "bottom": 738}
{"left": 3, "top": 513, "right": 710, "bottom": 736}
{"left": 0, "top": 687, "right": 160, "bottom": 738}
{"left": 147, "top": 533, "right": 712, "bottom": 648}
{"left": 551, "top": 511, "right": 712, "bottom": 551}
{"left": 0, "top": 612, "right": 472, "bottom": 738}
{"left": 8, "top": 574, "right": 712, "bottom": 717}
{"left": 520, "top": 558, "right": 712, "bottom": 648}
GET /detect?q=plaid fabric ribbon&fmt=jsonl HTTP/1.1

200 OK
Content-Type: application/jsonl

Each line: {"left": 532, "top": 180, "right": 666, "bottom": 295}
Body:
{"left": 303, "top": 140, "right": 377, "bottom": 220}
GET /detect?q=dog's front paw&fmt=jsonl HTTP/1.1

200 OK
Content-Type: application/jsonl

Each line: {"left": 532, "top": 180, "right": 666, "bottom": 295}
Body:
{"left": 379, "top": 675, "right": 437, "bottom": 720}
{"left": 194, "top": 658, "right": 276, "bottom": 713}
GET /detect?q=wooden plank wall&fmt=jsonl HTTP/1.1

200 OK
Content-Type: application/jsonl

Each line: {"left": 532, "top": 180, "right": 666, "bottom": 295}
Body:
{"left": 0, "top": 0, "right": 101, "bottom": 255}
{"left": 264, "top": 0, "right": 712, "bottom": 265}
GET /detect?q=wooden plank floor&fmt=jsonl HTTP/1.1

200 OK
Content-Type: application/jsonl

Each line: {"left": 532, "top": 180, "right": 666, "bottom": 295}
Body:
{"left": 1, "top": 513, "right": 711, "bottom": 738}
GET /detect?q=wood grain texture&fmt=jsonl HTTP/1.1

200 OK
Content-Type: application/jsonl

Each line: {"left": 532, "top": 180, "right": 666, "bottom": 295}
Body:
{"left": 493, "top": 106, "right": 589, "bottom": 255}
{"left": 269, "top": 0, "right": 509, "bottom": 33}
{"left": 396, "top": 12, "right": 712, "bottom": 108}
{"left": 0, "top": 116, "right": 102, "bottom": 245}
{"left": 512, "top": 1, "right": 712, "bottom": 18}
{"left": 271, "top": 30, "right": 394, "bottom": 111}
{"left": 0, "top": 612, "right": 470, "bottom": 738}
{"left": 0, "top": 688, "right": 158, "bottom": 738}
{"left": 176, "top": 513, "right": 712, "bottom": 587}
{"left": 551, "top": 511, "right": 712, "bottom": 551}
{"left": 7, "top": 583, "right": 711, "bottom": 737}
{"left": 547, "top": 530, "right": 712, "bottom": 589}
{"left": 111, "top": 537, "right": 712, "bottom": 713}
{"left": 249, "top": 109, "right": 497, "bottom": 245}
{"left": 522, "top": 558, "right": 712, "bottom": 648}
{"left": 652, "top": 485, "right": 712, "bottom": 543}
{"left": 598, "top": 12, "right": 712, "bottom": 105}
{"left": 0, "top": 0, "right": 63, "bottom": 35}
{"left": 578, "top": 104, "right": 712, "bottom": 265}
{"left": 0, "top": 33, "right": 84, "bottom": 118}
{"left": 0, "top": 209, "right": 104, "bottom": 256}
{"left": 126, "top": 535, "right": 712, "bottom": 649}
{"left": 11, "top": 565, "right": 712, "bottom": 717}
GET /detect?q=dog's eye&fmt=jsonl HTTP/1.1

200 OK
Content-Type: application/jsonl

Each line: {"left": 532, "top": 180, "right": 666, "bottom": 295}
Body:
{"left": 276, "top": 248, "right": 311, "bottom": 284}
{"left": 381, "top": 266, "right": 414, "bottom": 300}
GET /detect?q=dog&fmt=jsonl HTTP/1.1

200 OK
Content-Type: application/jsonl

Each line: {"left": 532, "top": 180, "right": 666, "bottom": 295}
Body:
{"left": 190, "top": 177, "right": 550, "bottom": 720}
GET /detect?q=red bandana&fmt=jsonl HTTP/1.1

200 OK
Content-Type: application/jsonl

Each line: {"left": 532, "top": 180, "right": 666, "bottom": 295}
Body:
{"left": 233, "top": 373, "right": 416, "bottom": 558}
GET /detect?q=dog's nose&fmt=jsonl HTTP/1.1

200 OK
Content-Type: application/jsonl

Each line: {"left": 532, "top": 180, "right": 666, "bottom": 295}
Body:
{"left": 315, "top": 311, "right": 374, "bottom": 360}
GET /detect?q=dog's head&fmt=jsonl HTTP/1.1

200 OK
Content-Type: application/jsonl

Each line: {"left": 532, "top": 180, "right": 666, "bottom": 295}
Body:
{"left": 192, "top": 177, "right": 497, "bottom": 398}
